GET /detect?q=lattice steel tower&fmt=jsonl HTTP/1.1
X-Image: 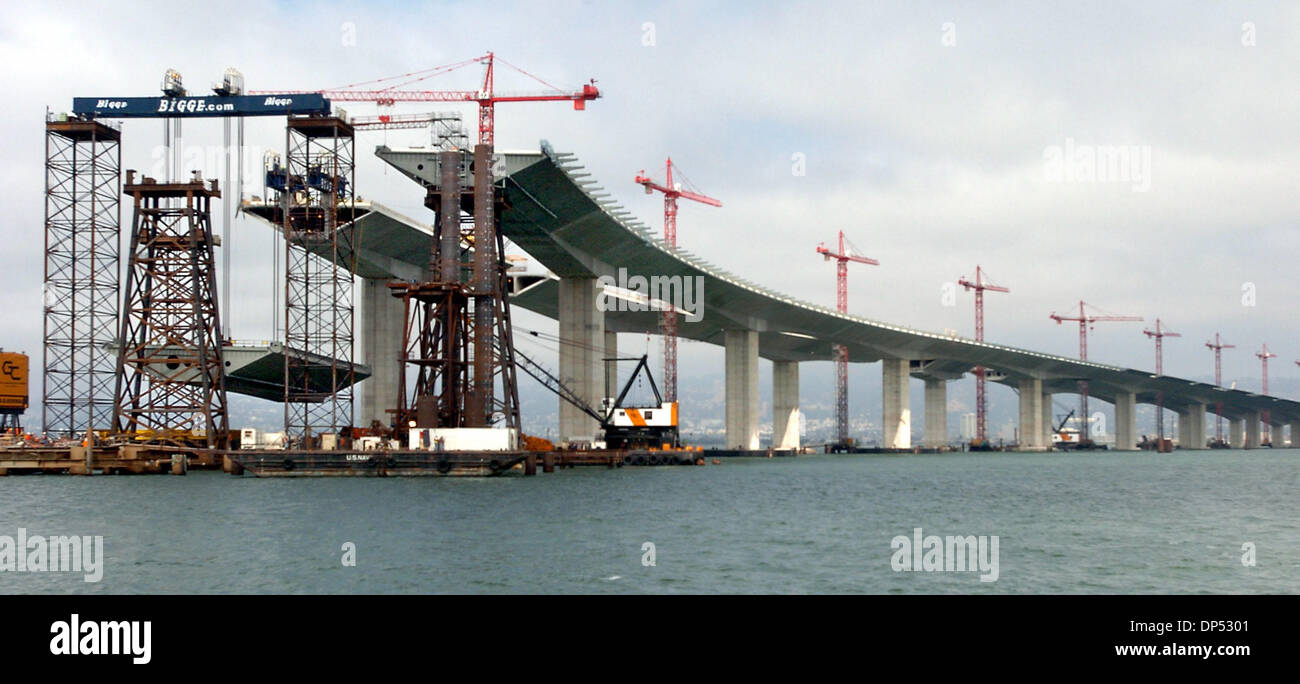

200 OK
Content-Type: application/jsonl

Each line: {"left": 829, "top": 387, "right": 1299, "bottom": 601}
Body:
{"left": 42, "top": 115, "right": 122, "bottom": 438}
{"left": 278, "top": 116, "right": 357, "bottom": 446}
{"left": 389, "top": 144, "right": 520, "bottom": 438}
{"left": 112, "top": 171, "right": 229, "bottom": 449}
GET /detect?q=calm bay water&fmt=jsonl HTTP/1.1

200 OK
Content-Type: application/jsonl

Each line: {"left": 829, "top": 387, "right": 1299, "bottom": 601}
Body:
{"left": 2, "top": 450, "right": 1297, "bottom": 594}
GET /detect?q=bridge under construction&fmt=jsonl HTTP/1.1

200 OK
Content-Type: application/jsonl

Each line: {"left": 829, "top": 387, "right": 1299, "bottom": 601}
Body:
{"left": 8, "top": 57, "right": 1299, "bottom": 476}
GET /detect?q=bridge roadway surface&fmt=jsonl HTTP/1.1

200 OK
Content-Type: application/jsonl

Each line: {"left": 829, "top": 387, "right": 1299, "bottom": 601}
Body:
{"left": 245, "top": 141, "right": 1300, "bottom": 451}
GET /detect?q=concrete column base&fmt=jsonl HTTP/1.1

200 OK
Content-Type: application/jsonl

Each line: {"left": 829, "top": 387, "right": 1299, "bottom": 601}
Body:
{"left": 559, "top": 277, "right": 605, "bottom": 444}
{"left": 1230, "top": 419, "right": 1245, "bottom": 449}
{"left": 1017, "top": 378, "right": 1043, "bottom": 449}
{"left": 360, "top": 277, "right": 406, "bottom": 429}
{"left": 772, "top": 360, "right": 800, "bottom": 450}
{"left": 1114, "top": 392, "right": 1137, "bottom": 451}
{"left": 1245, "top": 412, "right": 1261, "bottom": 449}
{"left": 923, "top": 378, "right": 947, "bottom": 448}
{"left": 882, "top": 358, "right": 911, "bottom": 449}
{"left": 725, "top": 330, "right": 759, "bottom": 450}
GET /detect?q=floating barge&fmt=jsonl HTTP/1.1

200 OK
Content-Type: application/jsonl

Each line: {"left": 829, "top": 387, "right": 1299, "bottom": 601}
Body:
{"left": 230, "top": 448, "right": 710, "bottom": 477}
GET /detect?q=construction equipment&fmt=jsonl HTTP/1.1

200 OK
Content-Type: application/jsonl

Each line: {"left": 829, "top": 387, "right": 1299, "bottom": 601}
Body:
{"left": 1142, "top": 319, "right": 1180, "bottom": 444}
{"left": 387, "top": 144, "right": 522, "bottom": 444}
{"left": 1205, "top": 333, "right": 1235, "bottom": 446}
{"left": 634, "top": 157, "right": 722, "bottom": 403}
{"left": 958, "top": 266, "right": 1009, "bottom": 447}
{"left": 816, "top": 231, "right": 878, "bottom": 451}
{"left": 515, "top": 349, "right": 679, "bottom": 450}
{"left": 1049, "top": 301, "right": 1142, "bottom": 445}
{"left": 0, "top": 350, "right": 28, "bottom": 432}
{"left": 1256, "top": 344, "right": 1277, "bottom": 445}
{"left": 111, "top": 171, "right": 229, "bottom": 454}
{"left": 251, "top": 52, "right": 599, "bottom": 146}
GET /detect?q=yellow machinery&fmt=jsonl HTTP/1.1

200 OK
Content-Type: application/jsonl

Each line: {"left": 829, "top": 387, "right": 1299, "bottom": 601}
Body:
{"left": 0, "top": 351, "right": 28, "bottom": 432}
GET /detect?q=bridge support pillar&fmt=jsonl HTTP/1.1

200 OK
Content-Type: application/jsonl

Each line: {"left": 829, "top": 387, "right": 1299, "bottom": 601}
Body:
{"left": 725, "top": 329, "right": 760, "bottom": 450}
{"left": 923, "top": 378, "right": 946, "bottom": 449}
{"left": 603, "top": 330, "right": 618, "bottom": 401}
{"left": 882, "top": 358, "right": 911, "bottom": 449}
{"left": 1245, "top": 412, "right": 1261, "bottom": 449}
{"left": 772, "top": 360, "right": 800, "bottom": 450}
{"left": 1178, "top": 404, "right": 1206, "bottom": 449}
{"left": 1114, "top": 392, "right": 1137, "bottom": 451}
{"left": 1017, "top": 379, "right": 1044, "bottom": 449}
{"left": 1230, "top": 418, "right": 1245, "bottom": 449}
{"left": 360, "top": 277, "right": 405, "bottom": 429}
{"left": 559, "top": 277, "right": 605, "bottom": 445}
{"left": 1290, "top": 422, "right": 1300, "bottom": 448}
{"left": 1041, "top": 392, "right": 1053, "bottom": 446}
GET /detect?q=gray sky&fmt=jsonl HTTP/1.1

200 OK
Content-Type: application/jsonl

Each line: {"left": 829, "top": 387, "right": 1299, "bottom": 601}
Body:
{"left": 3, "top": 1, "right": 1297, "bottom": 413}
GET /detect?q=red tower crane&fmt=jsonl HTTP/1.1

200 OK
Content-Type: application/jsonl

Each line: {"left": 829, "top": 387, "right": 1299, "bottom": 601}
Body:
{"left": 1049, "top": 301, "right": 1142, "bottom": 443}
{"left": 1205, "top": 333, "right": 1235, "bottom": 444}
{"left": 252, "top": 52, "right": 600, "bottom": 146}
{"left": 1256, "top": 343, "right": 1277, "bottom": 445}
{"left": 816, "top": 232, "right": 878, "bottom": 449}
{"left": 957, "top": 266, "right": 1009, "bottom": 445}
{"left": 634, "top": 158, "right": 722, "bottom": 403}
{"left": 1142, "top": 319, "right": 1180, "bottom": 444}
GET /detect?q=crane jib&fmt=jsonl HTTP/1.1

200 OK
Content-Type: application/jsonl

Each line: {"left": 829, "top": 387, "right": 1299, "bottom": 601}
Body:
{"left": 71, "top": 94, "right": 332, "bottom": 118}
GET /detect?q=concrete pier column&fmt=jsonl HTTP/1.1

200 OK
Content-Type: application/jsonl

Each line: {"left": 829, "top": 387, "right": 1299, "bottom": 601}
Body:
{"left": 1245, "top": 412, "right": 1261, "bottom": 449}
{"left": 1181, "top": 404, "right": 1206, "bottom": 449}
{"left": 1290, "top": 422, "right": 1300, "bottom": 448}
{"left": 360, "top": 278, "right": 406, "bottom": 428}
{"left": 1041, "top": 392, "right": 1053, "bottom": 446}
{"left": 558, "top": 277, "right": 605, "bottom": 444}
{"left": 1177, "top": 408, "right": 1190, "bottom": 447}
{"left": 1114, "top": 391, "right": 1137, "bottom": 451}
{"left": 603, "top": 330, "right": 618, "bottom": 402}
{"left": 881, "top": 358, "right": 911, "bottom": 449}
{"left": 772, "top": 360, "right": 800, "bottom": 450}
{"left": 923, "top": 378, "right": 947, "bottom": 449}
{"left": 1230, "top": 418, "right": 1245, "bottom": 449}
{"left": 724, "top": 330, "right": 759, "bottom": 450}
{"left": 1017, "top": 378, "right": 1043, "bottom": 449}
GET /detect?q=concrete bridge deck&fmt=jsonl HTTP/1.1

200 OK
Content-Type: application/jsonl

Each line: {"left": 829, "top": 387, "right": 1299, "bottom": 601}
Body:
{"left": 246, "top": 142, "right": 1298, "bottom": 452}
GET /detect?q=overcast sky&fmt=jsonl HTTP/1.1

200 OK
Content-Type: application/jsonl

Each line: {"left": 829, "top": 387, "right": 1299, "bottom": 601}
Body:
{"left": 2, "top": 1, "right": 1297, "bottom": 412}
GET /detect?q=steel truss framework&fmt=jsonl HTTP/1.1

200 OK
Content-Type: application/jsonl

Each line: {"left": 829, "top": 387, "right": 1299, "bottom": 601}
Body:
{"left": 112, "top": 172, "right": 229, "bottom": 449}
{"left": 390, "top": 145, "right": 520, "bottom": 437}
{"left": 281, "top": 117, "right": 357, "bottom": 445}
{"left": 42, "top": 118, "right": 121, "bottom": 438}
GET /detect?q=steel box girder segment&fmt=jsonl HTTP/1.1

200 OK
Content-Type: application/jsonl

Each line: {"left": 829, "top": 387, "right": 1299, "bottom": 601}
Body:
{"left": 112, "top": 173, "right": 229, "bottom": 449}
{"left": 71, "top": 94, "right": 332, "bottom": 119}
{"left": 282, "top": 116, "right": 356, "bottom": 441}
{"left": 43, "top": 120, "right": 121, "bottom": 437}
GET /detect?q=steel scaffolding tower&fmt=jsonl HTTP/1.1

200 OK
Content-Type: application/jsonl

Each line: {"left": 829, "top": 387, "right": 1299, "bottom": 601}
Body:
{"left": 111, "top": 171, "right": 229, "bottom": 450}
{"left": 279, "top": 116, "right": 357, "bottom": 446}
{"left": 42, "top": 116, "right": 122, "bottom": 438}
{"left": 389, "top": 144, "right": 520, "bottom": 438}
